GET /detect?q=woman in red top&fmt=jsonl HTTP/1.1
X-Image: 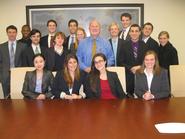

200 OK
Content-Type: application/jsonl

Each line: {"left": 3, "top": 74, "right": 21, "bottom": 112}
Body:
{"left": 85, "top": 53, "right": 126, "bottom": 99}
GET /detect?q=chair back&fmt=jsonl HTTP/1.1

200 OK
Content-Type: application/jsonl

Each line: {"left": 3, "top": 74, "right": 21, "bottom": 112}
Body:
{"left": 106, "top": 66, "right": 126, "bottom": 93}
{"left": 10, "top": 67, "right": 35, "bottom": 99}
{"left": 170, "top": 65, "right": 185, "bottom": 97}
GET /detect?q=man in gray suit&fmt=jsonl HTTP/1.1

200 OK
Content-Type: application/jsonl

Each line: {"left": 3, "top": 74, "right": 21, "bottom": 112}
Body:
{"left": 0, "top": 25, "right": 26, "bottom": 98}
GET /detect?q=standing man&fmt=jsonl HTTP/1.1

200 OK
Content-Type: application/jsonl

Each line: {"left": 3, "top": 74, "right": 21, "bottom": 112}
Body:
{"left": 77, "top": 19, "right": 114, "bottom": 73}
{"left": 66, "top": 19, "right": 78, "bottom": 52}
{"left": 40, "top": 19, "right": 57, "bottom": 48}
{"left": 18, "top": 24, "right": 31, "bottom": 47}
{"left": 118, "top": 24, "right": 148, "bottom": 97}
{"left": 22, "top": 29, "right": 46, "bottom": 67}
{"left": 0, "top": 25, "right": 26, "bottom": 98}
{"left": 119, "top": 13, "right": 132, "bottom": 41}
{"left": 108, "top": 22, "right": 124, "bottom": 66}
{"left": 142, "top": 22, "right": 159, "bottom": 54}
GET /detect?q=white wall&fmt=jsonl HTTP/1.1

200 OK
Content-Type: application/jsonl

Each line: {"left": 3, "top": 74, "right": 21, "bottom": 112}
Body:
{"left": 1, "top": 0, "right": 185, "bottom": 63}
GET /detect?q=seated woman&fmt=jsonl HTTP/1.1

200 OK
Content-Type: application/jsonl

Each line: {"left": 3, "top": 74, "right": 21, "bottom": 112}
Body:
{"left": 52, "top": 54, "right": 86, "bottom": 99}
{"left": 85, "top": 53, "right": 126, "bottom": 99}
{"left": 45, "top": 32, "right": 68, "bottom": 71}
{"left": 22, "top": 54, "right": 54, "bottom": 99}
{"left": 134, "top": 50, "right": 170, "bottom": 100}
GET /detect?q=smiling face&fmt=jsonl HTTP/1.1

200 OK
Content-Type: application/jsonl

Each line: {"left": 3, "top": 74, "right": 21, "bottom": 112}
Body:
{"left": 94, "top": 56, "right": 106, "bottom": 72}
{"left": 34, "top": 56, "right": 45, "bottom": 71}
{"left": 89, "top": 20, "right": 101, "bottom": 38}
{"left": 55, "top": 34, "right": 64, "bottom": 47}
{"left": 31, "top": 32, "right": 41, "bottom": 45}
{"left": 159, "top": 34, "right": 169, "bottom": 46}
{"left": 77, "top": 30, "right": 85, "bottom": 41}
{"left": 67, "top": 58, "right": 78, "bottom": 73}
{"left": 144, "top": 54, "right": 156, "bottom": 70}
{"left": 121, "top": 16, "right": 131, "bottom": 29}
{"left": 69, "top": 22, "right": 78, "bottom": 34}
{"left": 142, "top": 25, "right": 153, "bottom": 38}
{"left": 129, "top": 26, "right": 141, "bottom": 42}
{"left": 109, "top": 24, "right": 119, "bottom": 38}
{"left": 48, "top": 21, "right": 57, "bottom": 34}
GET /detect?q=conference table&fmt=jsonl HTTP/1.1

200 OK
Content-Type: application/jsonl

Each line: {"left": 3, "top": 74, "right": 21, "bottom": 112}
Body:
{"left": 0, "top": 98, "right": 185, "bottom": 139}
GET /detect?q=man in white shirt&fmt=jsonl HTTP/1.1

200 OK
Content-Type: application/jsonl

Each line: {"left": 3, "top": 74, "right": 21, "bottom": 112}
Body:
{"left": 40, "top": 19, "right": 57, "bottom": 48}
{"left": 66, "top": 19, "right": 78, "bottom": 52}
{"left": 118, "top": 13, "right": 132, "bottom": 41}
{"left": 22, "top": 29, "right": 46, "bottom": 67}
{"left": 141, "top": 22, "right": 159, "bottom": 54}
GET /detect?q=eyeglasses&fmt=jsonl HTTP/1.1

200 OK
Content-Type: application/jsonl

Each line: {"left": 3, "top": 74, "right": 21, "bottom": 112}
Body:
{"left": 94, "top": 60, "right": 104, "bottom": 65}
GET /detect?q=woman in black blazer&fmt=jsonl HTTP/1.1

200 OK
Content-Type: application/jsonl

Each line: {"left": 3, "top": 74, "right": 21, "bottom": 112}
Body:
{"left": 52, "top": 54, "right": 86, "bottom": 99}
{"left": 85, "top": 53, "right": 126, "bottom": 99}
{"left": 22, "top": 54, "right": 54, "bottom": 99}
{"left": 134, "top": 50, "right": 170, "bottom": 100}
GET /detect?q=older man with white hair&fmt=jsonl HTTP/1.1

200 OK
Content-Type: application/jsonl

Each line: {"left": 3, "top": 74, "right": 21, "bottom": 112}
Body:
{"left": 77, "top": 19, "right": 114, "bottom": 73}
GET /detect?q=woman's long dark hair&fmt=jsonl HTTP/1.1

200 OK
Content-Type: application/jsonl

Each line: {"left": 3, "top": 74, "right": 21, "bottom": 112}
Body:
{"left": 89, "top": 53, "right": 107, "bottom": 92}
{"left": 63, "top": 54, "right": 80, "bottom": 88}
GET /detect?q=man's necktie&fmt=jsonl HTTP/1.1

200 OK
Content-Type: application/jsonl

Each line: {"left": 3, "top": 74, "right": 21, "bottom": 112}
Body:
{"left": 35, "top": 46, "right": 40, "bottom": 54}
{"left": 10, "top": 42, "right": 15, "bottom": 68}
{"left": 92, "top": 39, "right": 96, "bottom": 58}
{"left": 133, "top": 43, "right": 138, "bottom": 59}
{"left": 50, "top": 36, "right": 54, "bottom": 48}
{"left": 70, "top": 36, "right": 74, "bottom": 50}
{"left": 121, "top": 29, "right": 126, "bottom": 40}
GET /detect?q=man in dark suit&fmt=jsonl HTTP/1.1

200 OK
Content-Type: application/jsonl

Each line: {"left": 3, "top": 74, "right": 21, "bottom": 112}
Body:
{"left": 118, "top": 13, "right": 132, "bottom": 41}
{"left": 22, "top": 29, "right": 46, "bottom": 67}
{"left": 117, "top": 24, "right": 148, "bottom": 97}
{"left": 141, "top": 22, "right": 159, "bottom": 55}
{"left": 40, "top": 19, "right": 57, "bottom": 48}
{"left": 18, "top": 24, "right": 31, "bottom": 47}
{"left": 108, "top": 22, "right": 124, "bottom": 66}
{"left": 0, "top": 25, "right": 26, "bottom": 98}
{"left": 65, "top": 19, "right": 78, "bottom": 51}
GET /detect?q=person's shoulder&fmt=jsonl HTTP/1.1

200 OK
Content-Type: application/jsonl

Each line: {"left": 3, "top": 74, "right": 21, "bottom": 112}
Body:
{"left": 41, "top": 35, "right": 48, "bottom": 40}
{"left": 0, "top": 41, "right": 8, "bottom": 48}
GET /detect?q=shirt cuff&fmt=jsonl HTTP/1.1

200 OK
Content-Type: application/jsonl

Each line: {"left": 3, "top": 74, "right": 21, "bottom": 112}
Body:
{"left": 79, "top": 92, "right": 86, "bottom": 99}
{"left": 60, "top": 92, "right": 66, "bottom": 99}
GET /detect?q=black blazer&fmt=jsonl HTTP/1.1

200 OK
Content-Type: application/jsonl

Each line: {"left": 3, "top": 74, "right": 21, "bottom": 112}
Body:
{"left": 52, "top": 70, "right": 86, "bottom": 99}
{"left": 85, "top": 71, "right": 126, "bottom": 99}
{"left": 22, "top": 45, "right": 46, "bottom": 67}
{"left": 145, "top": 37, "right": 159, "bottom": 55}
{"left": 40, "top": 35, "right": 49, "bottom": 48}
{"left": 22, "top": 70, "right": 54, "bottom": 99}
{"left": 134, "top": 69, "right": 170, "bottom": 99}
{"left": 109, "top": 38, "right": 124, "bottom": 66}
{"left": 158, "top": 42, "right": 179, "bottom": 71}
{"left": 117, "top": 40, "right": 148, "bottom": 70}
{"left": 45, "top": 47, "right": 68, "bottom": 71}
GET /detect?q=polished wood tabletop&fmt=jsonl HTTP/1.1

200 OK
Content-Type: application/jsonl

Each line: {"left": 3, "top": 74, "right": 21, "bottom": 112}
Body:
{"left": 0, "top": 98, "right": 185, "bottom": 139}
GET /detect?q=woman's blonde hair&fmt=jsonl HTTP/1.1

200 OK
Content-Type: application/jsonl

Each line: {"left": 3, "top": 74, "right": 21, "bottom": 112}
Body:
{"left": 74, "top": 27, "right": 86, "bottom": 50}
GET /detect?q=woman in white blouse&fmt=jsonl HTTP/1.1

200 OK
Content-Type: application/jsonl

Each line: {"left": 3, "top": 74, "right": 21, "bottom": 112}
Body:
{"left": 134, "top": 50, "right": 170, "bottom": 100}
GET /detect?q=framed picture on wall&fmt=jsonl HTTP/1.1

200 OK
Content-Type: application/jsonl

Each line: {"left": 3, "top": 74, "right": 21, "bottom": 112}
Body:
{"left": 26, "top": 4, "right": 144, "bottom": 38}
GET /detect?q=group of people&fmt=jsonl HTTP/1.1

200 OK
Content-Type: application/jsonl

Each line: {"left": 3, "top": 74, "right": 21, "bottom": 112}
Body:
{"left": 0, "top": 12, "right": 179, "bottom": 100}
